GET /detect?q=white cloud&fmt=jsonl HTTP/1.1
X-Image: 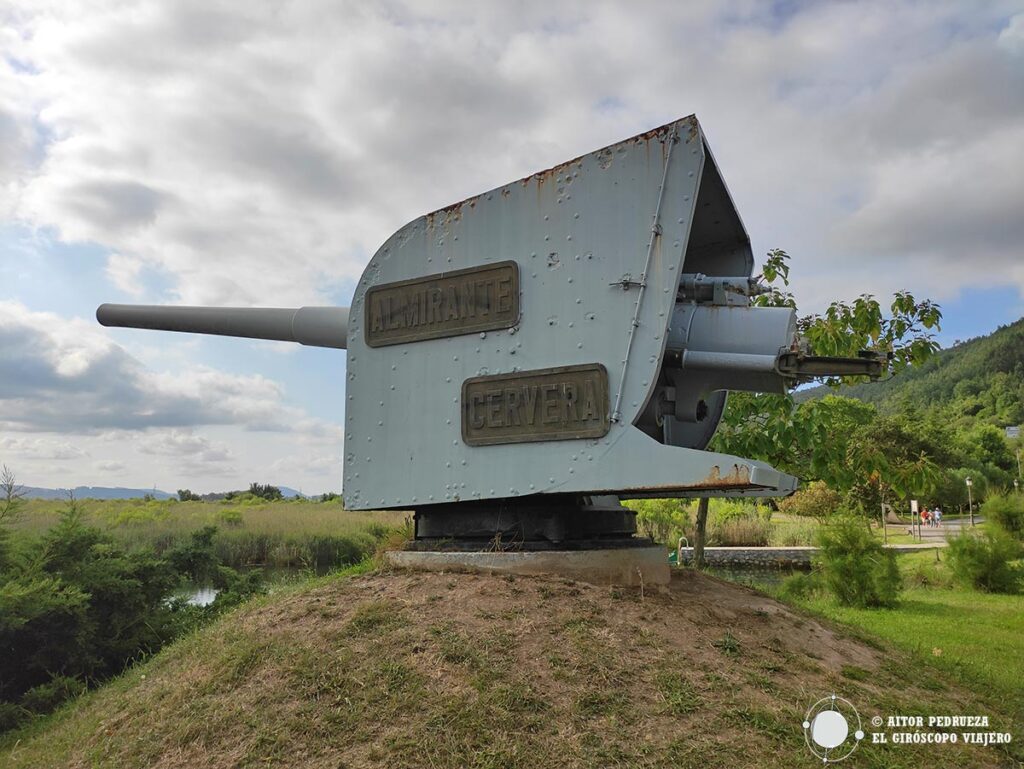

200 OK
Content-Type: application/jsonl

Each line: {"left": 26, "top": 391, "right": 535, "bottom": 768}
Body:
{"left": 93, "top": 460, "right": 126, "bottom": 472}
{"left": 0, "top": 436, "right": 87, "bottom": 460}
{"left": 0, "top": 300, "right": 332, "bottom": 434}
{"left": 0, "top": 297, "right": 346, "bottom": 491}
{"left": 3, "top": 1, "right": 1018, "bottom": 313}
{"left": 1, "top": 0, "right": 1022, "bottom": 491}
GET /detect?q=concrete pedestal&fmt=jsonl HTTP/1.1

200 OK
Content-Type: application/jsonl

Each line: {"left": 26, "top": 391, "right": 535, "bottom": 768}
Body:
{"left": 384, "top": 546, "right": 670, "bottom": 586}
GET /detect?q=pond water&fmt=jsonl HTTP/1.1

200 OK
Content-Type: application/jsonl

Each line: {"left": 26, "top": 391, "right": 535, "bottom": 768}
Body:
{"left": 173, "top": 566, "right": 316, "bottom": 607}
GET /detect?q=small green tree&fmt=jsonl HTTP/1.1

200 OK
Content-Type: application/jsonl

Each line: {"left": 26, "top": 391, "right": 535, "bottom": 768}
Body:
{"left": 946, "top": 525, "right": 1022, "bottom": 593}
{"left": 776, "top": 481, "right": 843, "bottom": 523}
{"left": 0, "top": 465, "right": 24, "bottom": 574}
{"left": 177, "top": 489, "right": 200, "bottom": 502}
{"left": 248, "top": 482, "right": 283, "bottom": 501}
{"left": 980, "top": 493, "right": 1024, "bottom": 540}
{"left": 815, "top": 517, "right": 902, "bottom": 607}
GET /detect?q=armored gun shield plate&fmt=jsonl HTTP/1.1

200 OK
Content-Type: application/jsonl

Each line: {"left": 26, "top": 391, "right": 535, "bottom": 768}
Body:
{"left": 343, "top": 116, "right": 793, "bottom": 510}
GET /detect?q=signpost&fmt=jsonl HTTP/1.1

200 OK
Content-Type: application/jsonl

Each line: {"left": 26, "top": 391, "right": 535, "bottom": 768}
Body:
{"left": 965, "top": 477, "right": 974, "bottom": 527}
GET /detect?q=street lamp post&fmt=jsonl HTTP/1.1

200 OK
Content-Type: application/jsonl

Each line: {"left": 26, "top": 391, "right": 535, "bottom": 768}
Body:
{"left": 966, "top": 477, "right": 974, "bottom": 527}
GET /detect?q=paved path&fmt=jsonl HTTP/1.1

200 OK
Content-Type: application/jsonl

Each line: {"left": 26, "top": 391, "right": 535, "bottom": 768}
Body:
{"left": 885, "top": 516, "right": 982, "bottom": 544}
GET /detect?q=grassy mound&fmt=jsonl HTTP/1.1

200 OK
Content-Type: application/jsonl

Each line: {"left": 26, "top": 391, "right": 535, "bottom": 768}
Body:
{"left": 1, "top": 569, "right": 1019, "bottom": 768}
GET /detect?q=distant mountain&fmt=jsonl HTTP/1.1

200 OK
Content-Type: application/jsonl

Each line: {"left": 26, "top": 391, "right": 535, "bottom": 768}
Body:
{"left": 799, "top": 316, "right": 1024, "bottom": 430}
{"left": 23, "top": 485, "right": 313, "bottom": 501}
{"left": 23, "top": 486, "right": 175, "bottom": 500}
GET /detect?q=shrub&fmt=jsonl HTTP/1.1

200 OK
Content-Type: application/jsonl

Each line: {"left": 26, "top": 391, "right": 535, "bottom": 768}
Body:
{"left": 777, "top": 571, "right": 822, "bottom": 601}
{"left": 19, "top": 675, "right": 86, "bottom": 714}
{"left": 946, "top": 525, "right": 1022, "bottom": 593}
{"left": 217, "top": 508, "right": 244, "bottom": 527}
{"left": 624, "top": 499, "right": 690, "bottom": 545}
{"left": 777, "top": 481, "right": 843, "bottom": 521}
{"left": 815, "top": 517, "right": 901, "bottom": 607}
{"left": 981, "top": 493, "right": 1024, "bottom": 540}
{"left": 249, "top": 483, "right": 283, "bottom": 501}
{"left": 0, "top": 701, "right": 24, "bottom": 732}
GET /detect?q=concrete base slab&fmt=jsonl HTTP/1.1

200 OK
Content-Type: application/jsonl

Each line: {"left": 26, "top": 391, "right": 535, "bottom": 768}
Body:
{"left": 384, "top": 546, "right": 670, "bottom": 586}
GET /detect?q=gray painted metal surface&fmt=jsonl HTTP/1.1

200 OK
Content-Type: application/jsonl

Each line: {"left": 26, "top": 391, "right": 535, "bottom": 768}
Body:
{"left": 98, "top": 304, "right": 349, "bottom": 349}
{"left": 343, "top": 116, "right": 795, "bottom": 509}
{"left": 97, "top": 115, "right": 890, "bottom": 513}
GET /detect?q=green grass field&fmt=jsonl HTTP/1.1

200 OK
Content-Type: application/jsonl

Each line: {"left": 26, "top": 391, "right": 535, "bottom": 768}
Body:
{"left": 9, "top": 497, "right": 409, "bottom": 571}
{"left": 773, "top": 551, "right": 1024, "bottom": 714}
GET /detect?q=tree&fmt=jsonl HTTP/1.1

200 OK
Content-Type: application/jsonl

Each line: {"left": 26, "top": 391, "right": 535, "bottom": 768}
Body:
{"left": 1, "top": 465, "right": 25, "bottom": 524}
{"left": 695, "top": 250, "right": 943, "bottom": 562}
{"left": 841, "top": 415, "right": 944, "bottom": 518}
{"left": 248, "top": 483, "right": 283, "bottom": 501}
{"left": 0, "top": 466, "right": 26, "bottom": 574}
{"left": 777, "top": 481, "right": 844, "bottom": 523}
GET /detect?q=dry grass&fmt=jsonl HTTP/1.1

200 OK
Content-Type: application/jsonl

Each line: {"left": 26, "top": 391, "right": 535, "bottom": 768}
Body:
{"left": 1, "top": 569, "right": 1019, "bottom": 769}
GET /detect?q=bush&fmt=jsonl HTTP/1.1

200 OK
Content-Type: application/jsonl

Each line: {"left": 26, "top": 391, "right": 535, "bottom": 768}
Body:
{"left": 815, "top": 517, "right": 902, "bottom": 607}
{"left": 946, "top": 525, "right": 1022, "bottom": 593}
{"left": 777, "top": 482, "right": 843, "bottom": 521}
{"left": 249, "top": 483, "right": 283, "bottom": 501}
{"left": 777, "top": 571, "right": 822, "bottom": 601}
{"left": 19, "top": 675, "right": 86, "bottom": 714}
{"left": 981, "top": 493, "right": 1024, "bottom": 540}
{"left": 624, "top": 499, "right": 690, "bottom": 545}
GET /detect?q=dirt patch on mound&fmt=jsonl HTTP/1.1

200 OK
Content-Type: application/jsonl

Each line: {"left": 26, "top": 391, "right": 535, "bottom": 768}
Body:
{"left": 3, "top": 569, "right": 1017, "bottom": 769}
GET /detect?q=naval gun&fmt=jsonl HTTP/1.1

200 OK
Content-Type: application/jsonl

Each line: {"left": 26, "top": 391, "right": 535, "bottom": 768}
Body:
{"left": 98, "top": 115, "right": 882, "bottom": 549}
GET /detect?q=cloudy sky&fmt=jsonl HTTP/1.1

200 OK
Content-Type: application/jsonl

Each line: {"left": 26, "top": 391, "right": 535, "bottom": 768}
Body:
{"left": 2, "top": 0, "right": 1022, "bottom": 494}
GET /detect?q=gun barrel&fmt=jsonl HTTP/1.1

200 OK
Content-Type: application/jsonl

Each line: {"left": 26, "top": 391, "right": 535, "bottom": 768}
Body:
{"left": 96, "top": 304, "right": 349, "bottom": 349}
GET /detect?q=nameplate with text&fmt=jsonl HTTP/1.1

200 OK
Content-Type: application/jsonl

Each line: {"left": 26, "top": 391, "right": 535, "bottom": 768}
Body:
{"left": 462, "top": 364, "right": 610, "bottom": 446}
{"left": 365, "top": 261, "right": 519, "bottom": 347}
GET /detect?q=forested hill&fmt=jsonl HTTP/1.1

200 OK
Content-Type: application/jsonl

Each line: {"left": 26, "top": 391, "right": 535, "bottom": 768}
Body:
{"left": 800, "top": 316, "right": 1024, "bottom": 430}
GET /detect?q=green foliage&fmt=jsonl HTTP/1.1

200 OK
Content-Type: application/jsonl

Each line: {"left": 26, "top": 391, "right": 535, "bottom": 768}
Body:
{"left": 815, "top": 517, "right": 902, "bottom": 607}
{"left": 710, "top": 515, "right": 772, "bottom": 546}
{"left": 812, "top": 316, "right": 1024, "bottom": 440}
{"left": 946, "top": 525, "right": 1022, "bottom": 594}
{"left": 842, "top": 414, "right": 944, "bottom": 514}
{"left": 622, "top": 498, "right": 689, "bottom": 545}
{"left": 0, "top": 465, "right": 25, "bottom": 574}
{"left": 0, "top": 499, "right": 211, "bottom": 731}
{"left": 981, "top": 493, "right": 1024, "bottom": 539}
{"left": 777, "top": 481, "right": 842, "bottom": 521}
{"left": 166, "top": 525, "right": 221, "bottom": 583}
{"left": 777, "top": 571, "right": 822, "bottom": 602}
{"left": 0, "top": 576, "right": 91, "bottom": 704}
{"left": 248, "top": 483, "right": 283, "bottom": 501}
{"left": 0, "top": 486, "right": 404, "bottom": 733}
{"left": 177, "top": 489, "right": 200, "bottom": 502}
{"left": 19, "top": 676, "right": 86, "bottom": 715}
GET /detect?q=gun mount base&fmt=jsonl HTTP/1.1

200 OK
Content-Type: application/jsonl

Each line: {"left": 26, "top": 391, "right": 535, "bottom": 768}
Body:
{"left": 409, "top": 494, "right": 646, "bottom": 551}
{"left": 384, "top": 545, "right": 670, "bottom": 586}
